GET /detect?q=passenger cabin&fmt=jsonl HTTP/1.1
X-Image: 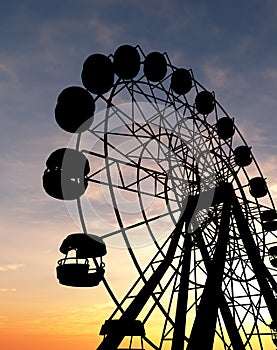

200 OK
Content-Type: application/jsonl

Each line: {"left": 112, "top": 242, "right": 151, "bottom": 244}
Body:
{"left": 262, "top": 221, "right": 277, "bottom": 232}
{"left": 113, "top": 45, "right": 140, "bottom": 80}
{"left": 43, "top": 148, "right": 90, "bottom": 200}
{"left": 170, "top": 68, "right": 192, "bottom": 95}
{"left": 100, "top": 319, "right": 145, "bottom": 349}
{"left": 261, "top": 209, "right": 277, "bottom": 222}
{"left": 56, "top": 233, "right": 106, "bottom": 287}
{"left": 195, "top": 90, "right": 215, "bottom": 115}
{"left": 269, "top": 246, "right": 277, "bottom": 268}
{"left": 249, "top": 177, "right": 268, "bottom": 198}
{"left": 233, "top": 145, "right": 252, "bottom": 167}
{"left": 261, "top": 209, "right": 277, "bottom": 232}
{"left": 216, "top": 117, "right": 235, "bottom": 140}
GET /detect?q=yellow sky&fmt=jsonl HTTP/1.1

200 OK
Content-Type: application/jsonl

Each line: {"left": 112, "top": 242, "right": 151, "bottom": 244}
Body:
{"left": 1, "top": 2, "right": 277, "bottom": 347}
{"left": 1, "top": 207, "right": 277, "bottom": 349}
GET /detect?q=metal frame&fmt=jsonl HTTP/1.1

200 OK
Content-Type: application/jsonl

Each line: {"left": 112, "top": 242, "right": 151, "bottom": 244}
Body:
{"left": 47, "top": 45, "right": 277, "bottom": 349}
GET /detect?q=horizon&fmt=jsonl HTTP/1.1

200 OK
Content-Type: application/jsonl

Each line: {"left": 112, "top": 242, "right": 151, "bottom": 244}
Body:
{"left": 1, "top": 1, "right": 277, "bottom": 349}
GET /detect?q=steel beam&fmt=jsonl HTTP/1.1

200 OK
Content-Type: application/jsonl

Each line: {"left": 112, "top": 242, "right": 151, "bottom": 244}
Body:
{"left": 187, "top": 201, "right": 231, "bottom": 350}
{"left": 171, "top": 233, "right": 192, "bottom": 350}
{"left": 195, "top": 231, "right": 245, "bottom": 349}
{"left": 97, "top": 196, "right": 198, "bottom": 350}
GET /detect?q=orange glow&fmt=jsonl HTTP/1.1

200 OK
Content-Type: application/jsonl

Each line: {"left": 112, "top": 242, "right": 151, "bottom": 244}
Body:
{"left": 0, "top": 331, "right": 276, "bottom": 350}
{"left": 0, "top": 333, "right": 99, "bottom": 350}
{"left": 1, "top": 219, "right": 276, "bottom": 349}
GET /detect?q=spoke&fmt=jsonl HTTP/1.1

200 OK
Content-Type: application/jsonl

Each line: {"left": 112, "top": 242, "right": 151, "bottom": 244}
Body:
{"left": 102, "top": 208, "right": 180, "bottom": 239}
{"left": 84, "top": 150, "right": 166, "bottom": 178}
{"left": 87, "top": 176, "right": 174, "bottom": 201}
{"left": 231, "top": 190, "right": 277, "bottom": 321}
{"left": 97, "top": 196, "right": 198, "bottom": 350}
{"left": 45, "top": 45, "right": 277, "bottom": 350}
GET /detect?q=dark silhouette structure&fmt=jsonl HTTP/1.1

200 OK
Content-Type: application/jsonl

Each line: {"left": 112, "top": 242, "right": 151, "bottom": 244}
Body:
{"left": 56, "top": 233, "right": 106, "bottom": 287}
{"left": 42, "top": 45, "right": 277, "bottom": 349}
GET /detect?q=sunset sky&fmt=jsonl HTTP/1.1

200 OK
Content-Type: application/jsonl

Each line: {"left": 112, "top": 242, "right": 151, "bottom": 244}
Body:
{"left": 1, "top": 0, "right": 277, "bottom": 349}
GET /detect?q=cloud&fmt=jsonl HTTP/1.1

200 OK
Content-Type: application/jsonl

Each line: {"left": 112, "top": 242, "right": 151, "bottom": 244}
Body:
{"left": 203, "top": 64, "right": 231, "bottom": 90}
{"left": 201, "top": 57, "right": 248, "bottom": 95}
{"left": 0, "top": 264, "right": 24, "bottom": 272}
{"left": 264, "top": 68, "right": 277, "bottom": 84}
{"left": 234, "top": 34, "right": 256, "bottom": 56}
{"left": 0, "top": 288, "right": 16, "bottom": 292}
{"left": 0, "top": 61, "right": 18, "bottom": 82}
{"left": 237, "top": 120, "right": 269, "bottom": 146}
{"left": 169, "top": 50, "right": 187, "bottom": 67}
{"left": 88, "top": 18, "right": 123, "bottom": 48}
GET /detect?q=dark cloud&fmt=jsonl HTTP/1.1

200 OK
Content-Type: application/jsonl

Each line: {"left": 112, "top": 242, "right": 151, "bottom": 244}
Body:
{"left": 0, "top": 1, "right": 276, "bottom": 344}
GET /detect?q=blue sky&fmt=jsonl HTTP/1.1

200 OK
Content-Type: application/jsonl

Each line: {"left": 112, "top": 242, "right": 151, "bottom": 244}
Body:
{"left": 1, "top": 0, "right": 276, "bottom": 222}
{"left": 0, "top": 0, "right": 277, "bottom": 348}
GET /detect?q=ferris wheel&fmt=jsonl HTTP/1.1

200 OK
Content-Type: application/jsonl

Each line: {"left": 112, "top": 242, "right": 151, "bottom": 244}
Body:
{"left": 42, "top": 44, "right": 277, "bottom": 350}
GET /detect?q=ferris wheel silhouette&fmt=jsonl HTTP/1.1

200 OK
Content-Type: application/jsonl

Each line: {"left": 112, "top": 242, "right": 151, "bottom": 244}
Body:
{"left": 42, "top": 45, "right": 277, "bottom": 349}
